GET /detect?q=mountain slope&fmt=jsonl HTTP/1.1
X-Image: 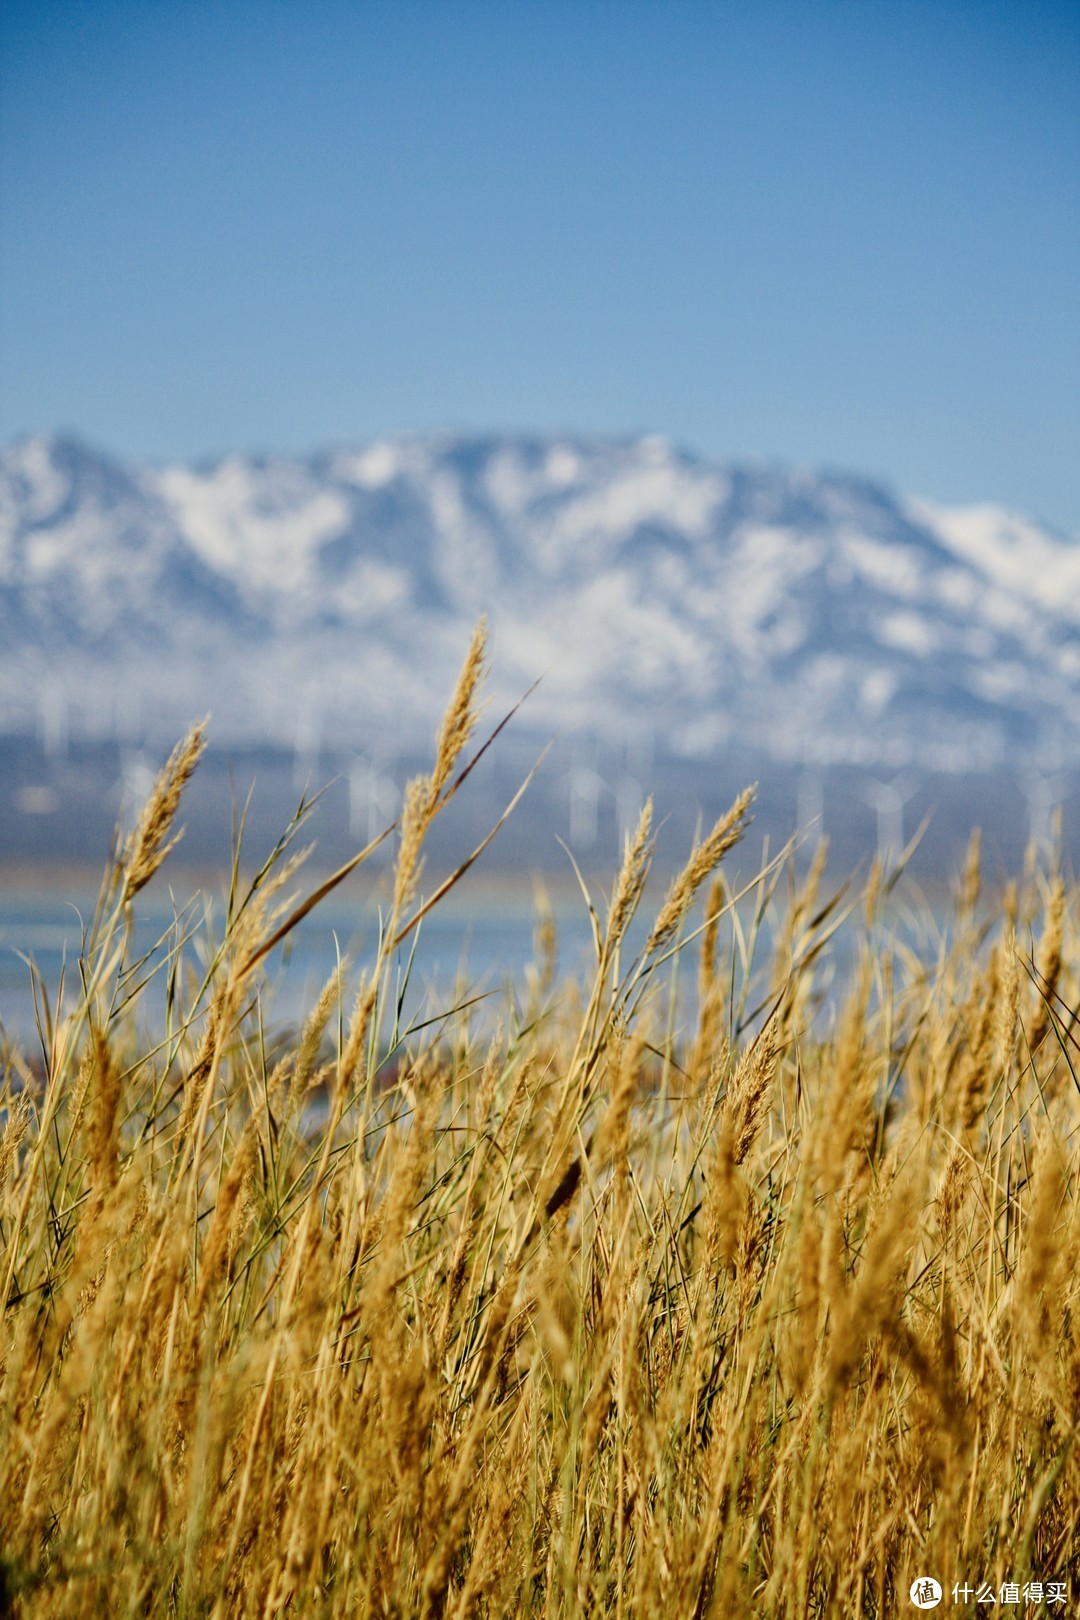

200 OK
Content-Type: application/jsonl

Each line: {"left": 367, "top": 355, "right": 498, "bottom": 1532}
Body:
{"left": 1, "top": 431, "right": 1077, "bottom": 770}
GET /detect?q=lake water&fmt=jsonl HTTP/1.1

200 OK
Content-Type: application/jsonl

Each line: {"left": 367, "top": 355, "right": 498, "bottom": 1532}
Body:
{"left": 0, "top": 863, "right": 950, "bottom": 1055}
{"left": 0, "top": 872, "right": 608, "bottom": 1049}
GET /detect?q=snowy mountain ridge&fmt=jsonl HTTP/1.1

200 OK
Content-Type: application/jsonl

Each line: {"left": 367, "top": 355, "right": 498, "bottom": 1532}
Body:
{"left": 1, "top": 431, "right": 1077, "bottom": 772}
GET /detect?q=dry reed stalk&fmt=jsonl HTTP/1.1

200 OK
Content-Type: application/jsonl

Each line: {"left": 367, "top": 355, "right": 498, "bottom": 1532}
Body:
{"left": 772, "top": 838, "right": 829, "bottom": 987}
{"left": 175, "top": 997, "right": 226, "bottom": 1147}
{"left": 595, "top": 1020, "right": 644, "bottom": 1184}
{"left": 723, "top": 1021, "right": 780, "bottom": 1168}
{"left": 690, "top": 873, "right": 727, "bottom": 1081}
{"left": 9, "top": 653, "right": 1080, "bottom": 1616}
{"left": 935, "top": 1143, "right": 972, "bottom": 1254}
{"left": 429, "top": 616, "right": 488, "bottom": 810}
{"left": 391, "top": 620, "right": 492, "bottom": 927}
{"left": 121, "top": 720, "right": 208, "bottom": 901}
{"left": 337, "top": 973, "right": 378, "bottom": 1101}
{"left": 1016, "top": 1130, "right": 1068, "bottom": 1336}
{"left": 433, "top": 1035, "right": 506, "bottom": 1347}
{"left": 698, "top": 871, "right": 725, "bottom": 997}
{"left": 0, "top": 1092, "right": 32, "bottom": 1190}
{"left": 605, "top": 797, "right": 654, "bottom": 952}
{"left": 531, "top": 886, "right": 557, "bottom": 995}
{"left": 958, "top": 824, "right": 982, "bottom": 921}
{"left": 786, "top": 1196, "right": 825, "bottom": 1395}
{"left": 863, "top": 852, "right": 883, "bottom": 926}
{"left": 645, "top": 784, "right": 755, "bottom": 956}
{"left": 955, "top": 950, "right": 1000, "bottom": 1136}
{"left": 363, "top": 1085, "right": 442, "bottom": 1331}
{"left": 394, "top": 773, "right": 431, "bottom": 919}
{"left": 1027, "top": 873, "right": 1065, "bottom": 1061}
{"left": 193, "top": 1126, "right": 256, "bottom": 1319}
{"left": 698, "top": 1124, "right": 748, "bottom": 1285}
{"left": 995, "top": 926, "right": 1021, "bottom": 1069}
{"left": 826, "top": 1172, "right": 922, "bottom": 1395}
{"left": 812, "top": 961, "right": 877, "bottom": 1194}
{"left": 86, "top": 1028, "right": 122, "bottom": 1212}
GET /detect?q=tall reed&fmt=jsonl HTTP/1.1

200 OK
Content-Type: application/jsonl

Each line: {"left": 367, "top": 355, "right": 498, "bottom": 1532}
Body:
{"left": 1, "top": 634, "right": 1079, "bottom": 1617}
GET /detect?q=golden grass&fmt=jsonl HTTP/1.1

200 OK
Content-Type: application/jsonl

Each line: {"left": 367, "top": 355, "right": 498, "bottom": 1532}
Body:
{"left": 2, "top": 641, "right": 1080, "bottom": 1616}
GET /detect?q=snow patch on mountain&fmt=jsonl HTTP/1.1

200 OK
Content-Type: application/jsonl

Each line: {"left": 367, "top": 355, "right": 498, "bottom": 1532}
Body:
{"left": 908, "top": 498, "right": 1080, "bottom": 622}
{"left": 155, "top": 461, "right": 351, "bottom": 598}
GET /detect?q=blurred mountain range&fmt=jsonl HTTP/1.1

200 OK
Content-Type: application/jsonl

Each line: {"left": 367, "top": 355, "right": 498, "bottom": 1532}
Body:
{"left": 3, "top": 431, "right": 1078, "bottom": 774}
{"left": 3, "top": 431, "right": 1080, "bottom": 879}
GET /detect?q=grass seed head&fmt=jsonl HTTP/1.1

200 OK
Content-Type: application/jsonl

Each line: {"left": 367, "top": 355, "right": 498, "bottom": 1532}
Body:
{"left": 121, "top": 719, "right": 208, "bottom": 900}
{"left": 724, "top": 1022, "right": 780, "bottom": 1167}
{"left": 1027, "top": 873, "right": 1065, "bottom": 1061}
{"left": 430, "top": 615, "right": 488, "bottom": 809}
{"left": 393, "top": 774, "right": 430, "bottom": 919}
{"left": 646, "top": 783, "right": 754, "bottom": 956}
{"left": 605, "top": 796, "right": 654, "bottom": 951}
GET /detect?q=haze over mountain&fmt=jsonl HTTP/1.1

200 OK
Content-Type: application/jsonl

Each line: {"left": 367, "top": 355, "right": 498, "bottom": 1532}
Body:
{"left": 2, "top": 432, "right": 1077, "bottom": 777}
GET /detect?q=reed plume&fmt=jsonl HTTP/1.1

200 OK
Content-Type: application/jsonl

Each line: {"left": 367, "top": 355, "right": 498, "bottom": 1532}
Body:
{"left": 121, "top": 719, "right": 208, "bottom": 900}
{"left": 645, "top": 783, "right": 754, "bottom": 955}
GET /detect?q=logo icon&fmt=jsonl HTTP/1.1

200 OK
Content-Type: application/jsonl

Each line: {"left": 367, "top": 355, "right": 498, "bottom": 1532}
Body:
{"left": 910, "top": 1577, "right": 942, "bottom": 1609}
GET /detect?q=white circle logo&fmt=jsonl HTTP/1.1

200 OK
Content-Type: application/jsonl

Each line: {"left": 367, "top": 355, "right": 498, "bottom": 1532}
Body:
{"left": 910, "top": 1577, "right": 942, "bottom": 1609}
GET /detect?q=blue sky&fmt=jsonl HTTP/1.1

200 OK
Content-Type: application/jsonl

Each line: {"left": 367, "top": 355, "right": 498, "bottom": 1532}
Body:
{"left": 1, "top": 0, "right": 1077, "bottom": 528}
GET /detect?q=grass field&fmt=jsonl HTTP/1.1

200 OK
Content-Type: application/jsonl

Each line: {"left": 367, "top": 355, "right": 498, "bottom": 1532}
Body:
{"left": 1, "top": 627, "right": 1079, "bottom": 1617}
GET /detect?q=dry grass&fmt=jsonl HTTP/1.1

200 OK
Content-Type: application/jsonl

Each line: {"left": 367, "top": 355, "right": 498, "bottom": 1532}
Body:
{"left": 2, "top": 640, "right": 1080, "bottom": 1616}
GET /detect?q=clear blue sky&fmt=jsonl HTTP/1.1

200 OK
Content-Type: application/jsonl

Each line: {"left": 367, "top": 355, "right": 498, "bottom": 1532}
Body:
{"left": 1, "top": 0, "right": 1077, "bottom": 528}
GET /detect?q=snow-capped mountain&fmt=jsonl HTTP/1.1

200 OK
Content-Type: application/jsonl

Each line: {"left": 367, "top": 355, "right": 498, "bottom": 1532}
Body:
{"left": 2, "top": 431, "right": 1077, "bottom": 772}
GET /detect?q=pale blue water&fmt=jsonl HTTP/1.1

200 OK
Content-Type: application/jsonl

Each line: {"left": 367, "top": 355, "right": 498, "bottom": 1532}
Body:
{"left": 0, "top": 877, "right": 603, "bottom": 1048}
{"left": 0, "top": 870, "right": 946, "bottom": 1055}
